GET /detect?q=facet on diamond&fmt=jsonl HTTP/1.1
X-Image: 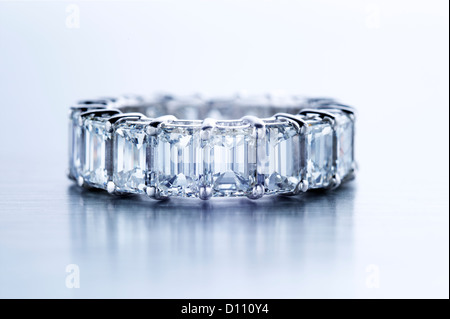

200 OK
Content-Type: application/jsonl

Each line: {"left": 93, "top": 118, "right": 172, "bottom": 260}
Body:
{"left": 68, "top": 109, "right": 83, "bottom": 180}
{"left": 325, "top": 110, "right": 354, "bottom": 179}
{"left": 113, "top": 121, "right": 149, "bottom": 194}
{"left": 150, "top": 121, "right": 203, "bottom": 197}
{"left": 260, "top": 119, "right": 301, "bottom": 194}
{"left": 304, "top": 114, "right": 334, "bottom": 189}
{"left": 81, "top": 115, "right": 111, "bottom": 188}
{"left": 210, "top": 122, "right": 257, "bottom": 197}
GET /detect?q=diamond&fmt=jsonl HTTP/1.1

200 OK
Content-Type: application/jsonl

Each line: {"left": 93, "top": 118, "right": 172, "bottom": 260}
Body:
{"left": 304, "top": 115, "right": 334, "bottom": 188}
{"left": 331, "top": 111, "right": 354, "bottom": 179}
{"left": 68, "top": 109, "right": 83, "bottom": 180}
{"left": 211, "top": 122, "right": 257, "bottom": 197}
{"left": 151, "top": 121, "right": 203, "bottom": 197}
{"left": 81, "top": 115, "right": 111, "bottom": 188}
{"left": 260, "top": 119, "right": 301, "bottom": 194}
{"left": 113, "top": 121, "right": 149, "bottom": 193}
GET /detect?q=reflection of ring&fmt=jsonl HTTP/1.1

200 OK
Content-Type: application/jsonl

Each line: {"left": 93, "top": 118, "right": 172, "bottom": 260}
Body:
{"left": 68, "top": 94, "right": 356, "bottom": 200}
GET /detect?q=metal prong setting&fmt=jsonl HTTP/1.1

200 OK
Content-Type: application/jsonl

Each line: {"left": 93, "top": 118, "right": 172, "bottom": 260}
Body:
{"left": 330, "top": 174, "right": 341, "bottom": 189}
{"left": 201, "top": 118, "right": 216, "bottom": 141}
{"left": 67, "top": 169, "right": 75, "bottom": 181}
{"left": 70, "top": 103, "right": 109, "bottom": 115}
{"left": 241, "top": 115, "right": 265, "bottom": 129}
{"left": 145, "top": 186, "right": 168, "bottom": 201}
{"left": 105, "top": 113, "right": 146, "bottom": 132}
{"left": 247, "top": 184, "right": 264, "bottom": 200}
{"left": 146, "top": 125, "right": 158, "bottom": 136}
{"left": 298, "top": 108, "right": 336, "bottom": 121}
{"left": 146, "top": 115, "right": 178, "bottom": 136}
{"left": 297, "top": 180, "right": 309, "bottom": 193}
{"left": 274, "top": 113, "right": 308, "bottom": 134}
{"left": 77, "top": 176, "right": 84, "bottom": 188}
{"left": 241, "top": 115, "right": 266, "bottom": 141}
{"left": 199, "top": 186, "right": 212, "bottom": 200}
{"left": 150, "top": 115, "right": 178, "bottom": 127}
{"left": 282, "top": 179, "right": 309, "bottom": 196}
{"left": 342, "top": 162, "right": 358, "bottom": 182}
{"left": 106, "top": 181, "right": 134, "bottom": 196}
{"left": 73, "top": 105, "right": 120, "bottom": 127}
{"left": 145, "top": 186, "right": 155, "bottom": 198}
{"left": 76, "top": 176, "right": 93, "bottom": 190}
{"left": 316, "top": 103, "right": 357, "bottom": 118}
{"left": 80, "top": 109, "right": 122, "bottom": 121}
{"left": 106, "top": 181, "right": 116, "bottom": 194}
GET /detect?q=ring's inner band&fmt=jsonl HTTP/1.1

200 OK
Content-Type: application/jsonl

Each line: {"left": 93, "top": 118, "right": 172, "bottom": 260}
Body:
{"left": 120, "top": 102, "right": 303, "bottom": 121}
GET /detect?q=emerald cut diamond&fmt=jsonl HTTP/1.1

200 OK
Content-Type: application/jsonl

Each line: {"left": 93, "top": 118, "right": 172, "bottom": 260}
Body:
{"left": 81, "top": 115, "right": 111, "bottom": 188}
{"left": 211, "top": 122, "right": 257, "bottom": 197}
{"left": 304, "top": 115, "right": 334, "bottom": 189}
{"left": 260, "top": 120, "right": 301, "bottom": 194}
{"left": 113, "top": 121, "right": 148, "bottom": 193}
{"left": 151, "top": 121, "right": 203, "bottom": 197}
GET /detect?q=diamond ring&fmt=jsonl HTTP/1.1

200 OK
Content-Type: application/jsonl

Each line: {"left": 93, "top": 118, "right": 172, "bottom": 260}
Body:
{"left": 68, "top": 94, "right": 356, "bottom": 200}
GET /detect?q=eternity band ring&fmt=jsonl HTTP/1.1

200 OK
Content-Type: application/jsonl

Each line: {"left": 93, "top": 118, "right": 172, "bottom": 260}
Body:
{"left": 68, "top": 94, "right": 356, "bottom": 200}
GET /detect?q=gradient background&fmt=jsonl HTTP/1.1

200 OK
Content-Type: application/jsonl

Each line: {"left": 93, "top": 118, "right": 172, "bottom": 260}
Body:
{"left": 0, "top": 0, "right": 448, "bottom": 298}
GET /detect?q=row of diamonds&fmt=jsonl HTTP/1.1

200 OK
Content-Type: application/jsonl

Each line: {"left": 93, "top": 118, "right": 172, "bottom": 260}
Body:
{"left": 81, "top": 94, "right": 322, "bottom": 121}
{"left": 69, "top": 102, "right": 355, "bottom": 199}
